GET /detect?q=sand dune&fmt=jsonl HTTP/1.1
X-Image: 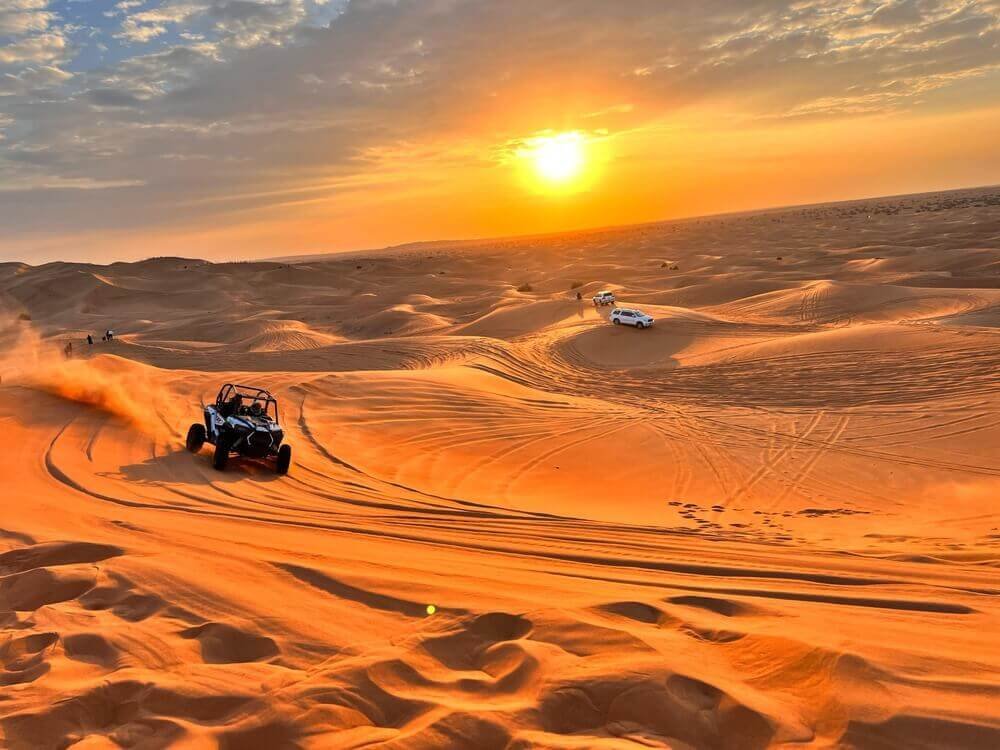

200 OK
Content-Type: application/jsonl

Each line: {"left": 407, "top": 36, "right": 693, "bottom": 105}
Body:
{"left": 2, "top": 186, "right": 999, "bottom": 749}
{"left": 711, "top": 280, "right": 1000, "bottom": 325}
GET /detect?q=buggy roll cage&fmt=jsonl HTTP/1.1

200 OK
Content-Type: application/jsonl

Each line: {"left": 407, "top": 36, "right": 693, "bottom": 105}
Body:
{"left": 215, "top": 384, "right": 279, "bottom": 421}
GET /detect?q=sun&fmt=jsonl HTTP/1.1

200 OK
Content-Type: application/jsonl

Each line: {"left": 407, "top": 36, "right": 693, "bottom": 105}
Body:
{"left": 510, "top": 130, "right": 601, "bottom": 194}
{"left": 522, "top": 132, "right": 586, "bottom": 184}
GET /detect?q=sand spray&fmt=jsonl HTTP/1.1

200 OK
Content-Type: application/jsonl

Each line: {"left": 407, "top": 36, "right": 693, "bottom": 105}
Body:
{"left": 0, "top": 316, "right": 173, "bottom": 438}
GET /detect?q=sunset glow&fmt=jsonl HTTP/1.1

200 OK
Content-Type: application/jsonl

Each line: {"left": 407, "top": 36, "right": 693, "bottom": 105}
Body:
{"left": 0, "top": 2, "right": 998, "bottom": 262}
{"left": 523, "top": 133, "right": 586, "bottom": 185}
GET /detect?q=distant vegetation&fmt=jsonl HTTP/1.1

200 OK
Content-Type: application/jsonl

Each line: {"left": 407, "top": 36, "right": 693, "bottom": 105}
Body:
{"left": 18, "top": 312, "right": 31, "bottom": 321}
{"left": 517, "top": 283, "right": 533, "bottom": 293}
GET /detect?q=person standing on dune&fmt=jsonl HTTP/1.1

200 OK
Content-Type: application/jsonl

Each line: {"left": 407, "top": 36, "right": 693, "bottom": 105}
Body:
{"left": 87, "top": 334, "right": 93, "bottom": 346}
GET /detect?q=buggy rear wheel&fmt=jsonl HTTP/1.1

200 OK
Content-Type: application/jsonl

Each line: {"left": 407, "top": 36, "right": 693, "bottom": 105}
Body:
{"left": 276, "top": 444, "right": 292, "bottom": 475}
{"left": 186, "top": 423, "right": 206, "bottom": 452}
{"left": 213, "top": 436, "right": 231, "bottom": 471}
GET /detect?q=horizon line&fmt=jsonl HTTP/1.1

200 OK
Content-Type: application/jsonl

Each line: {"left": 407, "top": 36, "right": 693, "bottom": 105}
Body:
{"left": 4, "top": 181, "right": 997, "bottom": 268}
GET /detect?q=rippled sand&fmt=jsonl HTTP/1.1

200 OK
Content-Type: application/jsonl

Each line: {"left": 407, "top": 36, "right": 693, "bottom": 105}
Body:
{"left": 2, "top": 186, "right": 999, "bottom": 749}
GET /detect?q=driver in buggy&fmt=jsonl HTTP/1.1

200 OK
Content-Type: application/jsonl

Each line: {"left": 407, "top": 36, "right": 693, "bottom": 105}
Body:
{"left": 220, "top": 394, "right": 242, "bottom": 418}
{"left": 234, "top": 399, "right": 265, "bottom": 419}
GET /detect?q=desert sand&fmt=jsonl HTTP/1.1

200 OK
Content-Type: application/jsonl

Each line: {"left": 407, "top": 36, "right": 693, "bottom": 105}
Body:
{"left": 1, "top": 186, "right": 999, "bottom": 749}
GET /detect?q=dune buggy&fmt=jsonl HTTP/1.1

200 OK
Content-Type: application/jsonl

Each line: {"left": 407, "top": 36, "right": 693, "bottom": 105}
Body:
{"left": 186, "top": 384, "right": 292, "bottom": 474}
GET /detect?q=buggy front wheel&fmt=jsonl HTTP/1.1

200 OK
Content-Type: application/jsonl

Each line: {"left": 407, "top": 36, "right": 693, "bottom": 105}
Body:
{"left": 275, "top": 444, "right": 292, "bottom": 475}
{"left": 213, "top": 437, "right": 231, "bottom": 471}
{"left": 186, "top": 423, "right": 206, "bottom": 452}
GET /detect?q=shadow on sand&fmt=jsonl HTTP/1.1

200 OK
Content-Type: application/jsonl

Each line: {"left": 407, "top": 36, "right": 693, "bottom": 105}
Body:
{"left": 112, "top": 447, "right": 284, "bottom": 486}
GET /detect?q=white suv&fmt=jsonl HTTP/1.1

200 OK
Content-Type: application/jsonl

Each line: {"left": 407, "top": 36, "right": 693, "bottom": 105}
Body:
{"left": 592, "top": 290, "right": 616, "bottom": 306}
{"left": 610, "top": 308, "right": 654, "bottom": 328}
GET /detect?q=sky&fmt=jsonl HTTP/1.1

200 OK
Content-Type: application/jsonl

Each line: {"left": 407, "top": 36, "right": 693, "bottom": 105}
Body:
{"left": 1, "top": 0, "right": 999, "bottom": 263}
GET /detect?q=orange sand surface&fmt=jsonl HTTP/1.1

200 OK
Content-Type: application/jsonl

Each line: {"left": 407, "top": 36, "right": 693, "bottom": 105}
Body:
{"left": 2, "top": 187, "right": 999, "bottom": 749}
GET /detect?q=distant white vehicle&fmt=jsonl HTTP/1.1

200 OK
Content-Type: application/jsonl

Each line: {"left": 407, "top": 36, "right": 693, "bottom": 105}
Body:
{"left": 610, "top": 308, "right": 654, "bottom": 329}
{"left": 592, "top": 290, "right": 616, "bottom": 306}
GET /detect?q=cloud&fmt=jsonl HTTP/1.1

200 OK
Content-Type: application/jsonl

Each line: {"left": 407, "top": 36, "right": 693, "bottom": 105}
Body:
{"left": 116, "top": 2, "right": 201, "bottom": 43}
{"left": 118, "top": 17, "right": 169, "bottom": 43}
{"left": 0, "top": 31, "right": 67, "bottom": 63}
{"left": 0, "top": 0, "right": 55, "bottom": 36}
{"left": 87, "top": 87, "right": 146, "bottom": 107}
{"left": 0, "top": 64, "right": 71, "bottom": 96}
{"left": 0, "top": 176, "right": 145, "bottom": 191}
{"left": 115, "top": 1, "right": 308, "bottom": 46}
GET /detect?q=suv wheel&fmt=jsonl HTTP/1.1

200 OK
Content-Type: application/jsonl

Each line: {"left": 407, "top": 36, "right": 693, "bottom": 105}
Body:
{"left": 613, "top": 318, "right": 620, "bottom": 325}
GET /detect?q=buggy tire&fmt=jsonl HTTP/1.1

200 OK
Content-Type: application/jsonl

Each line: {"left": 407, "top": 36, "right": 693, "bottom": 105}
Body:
{"left": 213, "top": 436, "right": 231, "bottom": 471}
{"left": 186, "top": 423, "right": 206, "bottom": 453}
{"left": 276, "top": 444, "right": 292, "bottom": 475}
